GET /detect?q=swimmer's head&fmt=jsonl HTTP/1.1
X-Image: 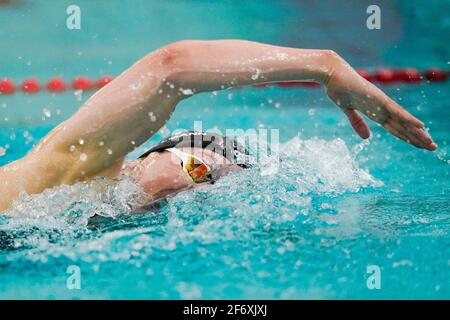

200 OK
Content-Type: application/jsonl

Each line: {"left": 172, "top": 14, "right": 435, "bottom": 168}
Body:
{"left": 134, "top": 131, "right": 252, "bottom": 199}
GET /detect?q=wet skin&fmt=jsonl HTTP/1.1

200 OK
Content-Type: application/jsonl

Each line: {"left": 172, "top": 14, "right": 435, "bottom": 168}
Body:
{"left": 0, "top": 40, "right": 436, "bottom": 213}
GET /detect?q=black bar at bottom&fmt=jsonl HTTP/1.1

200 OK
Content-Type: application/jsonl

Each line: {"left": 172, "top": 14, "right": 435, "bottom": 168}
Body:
{"left": 0, "top": 300, "right": 446, "bottom": 318}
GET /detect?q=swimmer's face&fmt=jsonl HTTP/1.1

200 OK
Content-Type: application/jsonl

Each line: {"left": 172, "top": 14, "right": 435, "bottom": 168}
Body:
{"left": 136, "top": 147, "right": 242, "bottom": 199}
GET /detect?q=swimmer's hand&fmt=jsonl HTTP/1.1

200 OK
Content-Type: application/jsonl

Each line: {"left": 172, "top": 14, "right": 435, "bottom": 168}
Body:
{"left": 325, "top": 54, "right": 437, "bottom": 151}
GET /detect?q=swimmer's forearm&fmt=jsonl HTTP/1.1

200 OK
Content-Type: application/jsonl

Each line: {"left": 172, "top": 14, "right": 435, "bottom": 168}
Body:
{"left": 167, "top": 40, "right": 435, "bottom": 150}
{"left": 166, "top": 40, "right": 335, "bottom": 92}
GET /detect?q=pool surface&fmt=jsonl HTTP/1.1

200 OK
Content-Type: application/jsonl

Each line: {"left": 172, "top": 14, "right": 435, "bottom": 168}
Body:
{"left": 0, "top": 0, "right": 449, "bottom": 299}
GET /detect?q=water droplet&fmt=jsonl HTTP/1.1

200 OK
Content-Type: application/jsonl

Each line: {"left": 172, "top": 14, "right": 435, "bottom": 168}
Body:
{"left": 42, "top": 108, "right": 51, "bottom": 118}
{"left": 159, "top": 126, "right": 170, "bottom": 137}
{"left": 107, "top": 149, "right": 113, "bottom": 155}
{"left": 130, "top": 80, "right": 142, "bottom": 90}
{"left": 251, "top": 68, "right": 261, "bottom": 80}
{"left": 180, "top": 88, "right": 193, "bottom": 95}
{"left": 148, "top": 112, "right": 157, "bottom": 122}
{"left": 80, "top": 153, "right": 87, "bottom": 161}
{"left": 78, "top": 138, "right": 84, "bottom": 145}
{"left": 69, "top": 145, "right": 77, "bottom": 152}
{"left": 74, "top": 89, "right": 83, "bottom": 101}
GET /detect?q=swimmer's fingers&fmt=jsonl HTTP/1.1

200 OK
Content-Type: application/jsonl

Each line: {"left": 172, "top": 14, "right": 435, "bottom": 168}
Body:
{"left": 385, "top": 118, "right": 437, "bottom": 151}
{"left": 384, "top": 123, "right": 424, "bottom": 149}
{"left": 382, "top": 100, "right": 437, "bottom": 150}
{"left": 386, "top": 100, "right": 424, "bottom": 129}
{"left": 389, "top": 119, "right": 433, "bottom": 145}
{"left": 343, "top": 108, "right": 371, "bottom": 139}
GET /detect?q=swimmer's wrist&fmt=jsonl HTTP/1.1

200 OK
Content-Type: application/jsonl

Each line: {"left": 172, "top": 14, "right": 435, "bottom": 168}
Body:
{"left": 313, "top": 50, "right": 340, "bottom": 86}
{"left": 290, "top": 49, "right": 338, "bottom": 85}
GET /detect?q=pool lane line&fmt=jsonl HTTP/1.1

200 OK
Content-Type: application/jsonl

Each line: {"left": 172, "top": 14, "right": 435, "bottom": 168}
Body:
{"left": 0, "top": 68, "right": 448, "bottom": 95}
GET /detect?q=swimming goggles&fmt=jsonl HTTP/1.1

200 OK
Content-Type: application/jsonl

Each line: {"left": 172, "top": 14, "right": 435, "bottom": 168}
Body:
{"left": 166, "top": 148, "right": 212, "bottom": 183}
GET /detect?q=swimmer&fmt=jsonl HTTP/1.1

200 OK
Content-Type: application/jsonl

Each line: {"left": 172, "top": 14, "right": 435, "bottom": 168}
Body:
{"left": 0, "top": 40, "right": 437, "bottom": 213}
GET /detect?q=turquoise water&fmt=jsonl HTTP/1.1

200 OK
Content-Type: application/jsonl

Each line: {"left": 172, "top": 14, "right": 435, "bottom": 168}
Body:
{"left": 0, "top": 0, "right": 449, "bottom": 299}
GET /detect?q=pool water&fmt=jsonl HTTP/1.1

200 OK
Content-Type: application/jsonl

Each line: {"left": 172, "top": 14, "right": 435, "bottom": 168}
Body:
{"left": 0, "top": 0, "right": 449, "bottom": 299}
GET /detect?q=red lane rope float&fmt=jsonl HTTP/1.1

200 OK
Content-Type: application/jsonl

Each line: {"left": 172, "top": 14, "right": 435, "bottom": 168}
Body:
{"left": 22, "top": 78, "right": 40, "bottom": 93}
{"left": 0, "top": 78, "right": 15, "bottom": 94}
{"left": 96, "top": 76, "right": 114, "bottom": 89}
{"left": 0, "top": 68, "right": 448, "bottom": 95}
{"left": 46, "top": 77, "right": 66, "bottom": 92}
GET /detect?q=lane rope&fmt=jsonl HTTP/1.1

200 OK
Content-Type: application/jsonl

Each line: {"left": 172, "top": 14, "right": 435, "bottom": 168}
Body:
{"left": 0, "top": 68, "right": 448, "bottom": 95}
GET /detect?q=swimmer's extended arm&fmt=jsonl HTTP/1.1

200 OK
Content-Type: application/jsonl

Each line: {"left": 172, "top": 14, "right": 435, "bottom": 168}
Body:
{"left": 165, "top": 40, "right": 436, "bottom": 150}
{"left": 0, "top": 40, "right": 436, "bottom": 212}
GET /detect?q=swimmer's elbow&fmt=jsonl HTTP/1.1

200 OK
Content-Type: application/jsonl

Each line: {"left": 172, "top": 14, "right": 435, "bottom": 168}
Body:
{"left": 319, "top": 49, "right": 343, "bottom": 68}
{"left": 153, "top": 40, "right": 220, "bottom": 83}
{"left": 152, "top": 40, "right": 195, "bottom": 77}
{"left": 317, "top": 49, "right": 346, "bottom": 85}
{"left": 322, "top": 49, "right": 338, "bottom": 59}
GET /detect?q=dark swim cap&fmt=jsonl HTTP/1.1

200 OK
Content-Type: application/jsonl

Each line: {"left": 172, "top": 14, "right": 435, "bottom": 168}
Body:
{"left": 138, "top": 131, "right": 252, "bottom": 168}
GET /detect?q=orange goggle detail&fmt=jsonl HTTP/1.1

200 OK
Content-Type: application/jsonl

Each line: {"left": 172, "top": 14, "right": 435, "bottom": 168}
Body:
{"left": 166, "top": 148, "right": 212, "bottom": 183}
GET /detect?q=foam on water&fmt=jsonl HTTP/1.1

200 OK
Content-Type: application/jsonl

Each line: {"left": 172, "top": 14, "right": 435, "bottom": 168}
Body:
{"left": 0, "top": 137, "right": 381, "bottom": 266}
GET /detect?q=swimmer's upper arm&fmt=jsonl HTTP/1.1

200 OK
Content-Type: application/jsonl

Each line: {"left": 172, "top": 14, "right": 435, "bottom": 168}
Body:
{"left": 0, "top": 151, "right": 71, "bottom": 213}
{"left": 30, "top": 44, "right": 186, "bottom": 184}
{"left": 0, "top": 42, "right": 192, "bottom": 212}
{"left": 0, "top": 149, "right": 125, "bottom": 213}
